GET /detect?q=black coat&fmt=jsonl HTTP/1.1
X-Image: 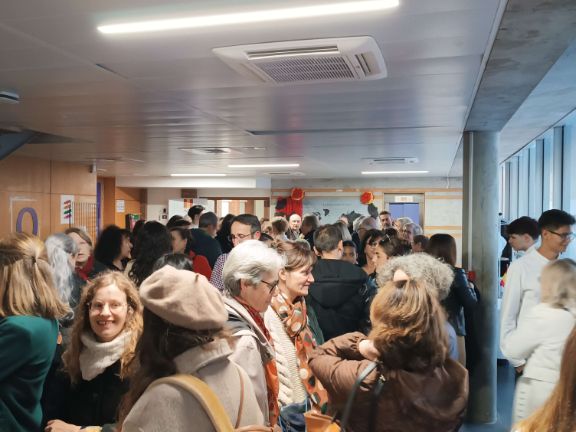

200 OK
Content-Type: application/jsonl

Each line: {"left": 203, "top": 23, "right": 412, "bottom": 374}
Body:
{"left": 191, "top": 228, "right": 222, "bottom": 268}
{"left": 308, "top": 259, "right": 368, "bottom": 340}
{"left": 43, "top": 360, "right": 128, "bottom": 429}
{"left": 441, "top": 267, "right": 478, "bottom": 336}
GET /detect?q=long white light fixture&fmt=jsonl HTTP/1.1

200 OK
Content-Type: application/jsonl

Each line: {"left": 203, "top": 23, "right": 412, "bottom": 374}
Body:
{"left": 228, "top": 163, "right": 300, "bottom": 168}
{"left": 98, "top": 0, "right": 399, "bottom": 34}
{"left": 362, "top": 170, "right": 429, "bottom": 175}
{"left": 171, "top": 173, "right": 227, "bottom": 177}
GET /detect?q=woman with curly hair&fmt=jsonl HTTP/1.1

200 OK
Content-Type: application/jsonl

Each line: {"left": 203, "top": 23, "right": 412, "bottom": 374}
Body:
{"left": 127, "top": 221, "right": 171, "bottom": 286}
{"left": 94, "top": 225, "right": 132, "bottom": 272}
{"left": 0, "top": 233, "right": 68, "bottom": 432}
{"left": 44, "top": 272, "right": 143, "bottom": 432}
{"left": 309, "top": 272, "right": 468, "bottom": 432}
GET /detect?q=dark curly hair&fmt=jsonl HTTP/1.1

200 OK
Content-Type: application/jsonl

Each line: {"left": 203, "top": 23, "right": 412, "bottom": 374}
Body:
{"left": 94, "top": 225, "right": 129, "bottom": 267}
{"left": 129, "top": 221, "right": 172, "bottom": 286}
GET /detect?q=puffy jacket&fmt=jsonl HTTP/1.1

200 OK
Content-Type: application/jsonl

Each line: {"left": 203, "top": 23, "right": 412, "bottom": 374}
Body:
{"left": 309, "top": 333, "right": 469, "bottom": 432}
{"left": 308, "top": 259, "right": 368, "bottom": 340}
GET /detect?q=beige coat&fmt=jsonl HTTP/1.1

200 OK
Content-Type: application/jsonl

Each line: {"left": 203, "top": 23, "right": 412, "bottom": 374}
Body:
{"left": 122, "top": 339, "right": 263, "bottom": 432}
{"left": 224, "top": 296, "right": 276, "bottom": 424}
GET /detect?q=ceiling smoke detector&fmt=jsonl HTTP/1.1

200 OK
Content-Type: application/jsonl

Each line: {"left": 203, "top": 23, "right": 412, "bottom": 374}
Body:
{"left": 213, "top": 36, "right": 387, "bottom": 84}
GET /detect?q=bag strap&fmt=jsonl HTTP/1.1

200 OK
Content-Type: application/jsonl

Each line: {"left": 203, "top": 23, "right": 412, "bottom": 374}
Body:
{"left": 148, "top": 374, "right": 234, "bottom": 432}
{"left": 368, "top": 375, "right": 387, "bottom": 432}
{"left": 339, "top": 361, "right": 378, "bottom": 431}
{"left": 234, "top": 364, "right": 245, "bottom": 429}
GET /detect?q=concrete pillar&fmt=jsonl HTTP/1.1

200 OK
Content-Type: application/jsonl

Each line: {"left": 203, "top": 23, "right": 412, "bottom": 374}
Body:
{"left": 462, "top": 131, "right": 500, "bottom": 423}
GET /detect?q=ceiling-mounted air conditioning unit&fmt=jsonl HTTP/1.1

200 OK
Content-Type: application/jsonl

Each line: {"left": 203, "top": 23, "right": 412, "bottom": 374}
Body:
{"left": 365, "top": 157, "right": 419, "bottom": 165}
{"left": 213, "top": 36, "right": 387, "bottom": 84}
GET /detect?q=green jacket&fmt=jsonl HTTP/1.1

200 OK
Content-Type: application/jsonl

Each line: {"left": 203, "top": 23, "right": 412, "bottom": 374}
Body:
{"left": 0, "top": 316, "right": 58, "bottom": 432}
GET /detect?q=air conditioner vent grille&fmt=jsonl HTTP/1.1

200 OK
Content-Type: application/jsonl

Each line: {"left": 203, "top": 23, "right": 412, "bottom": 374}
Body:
{"left": 247, "top": 46, "right": 339, "bottom": 59}
{"left": 257, "top": 56, "right": 355, "bottom": 82}
{"left": 213, "top": 37, "right": 387, "bottom": 84}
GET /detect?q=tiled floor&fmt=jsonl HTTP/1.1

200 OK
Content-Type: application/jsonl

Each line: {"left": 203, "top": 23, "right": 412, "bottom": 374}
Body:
{"left": 461, "top": 363, "right": 516, "bottom": 432}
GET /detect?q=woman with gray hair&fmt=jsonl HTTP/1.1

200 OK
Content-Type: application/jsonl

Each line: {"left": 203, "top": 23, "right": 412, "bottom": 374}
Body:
{"left": 376, "top": 253, "right": 460, "bottom": 360}
{"left": 222, "top": 240, "right": 284, "bottom": 427}
{"left": 45, "top": 233, "right": 83, "bottom": 323}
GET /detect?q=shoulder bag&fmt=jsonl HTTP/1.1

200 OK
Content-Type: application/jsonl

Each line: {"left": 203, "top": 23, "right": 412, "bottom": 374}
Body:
{"left": 148, "top": 364, "right": 273, "bottom": 432}
{"left": 304, "top": 361, "right": 386, "bottom": 432}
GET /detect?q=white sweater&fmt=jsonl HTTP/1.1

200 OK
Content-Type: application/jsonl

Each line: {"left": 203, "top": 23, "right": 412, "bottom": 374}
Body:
{"left": 500, "top": 303, "right": 575, "bottom": 383}
{"left": 264, "top": 308, "right": 307, "bottom": 407}
{"left": 500, "top": 249, "right": 549, "bottom": 366}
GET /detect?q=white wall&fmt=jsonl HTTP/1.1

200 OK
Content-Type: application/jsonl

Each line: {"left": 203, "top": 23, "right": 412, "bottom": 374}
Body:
{"left": 146, "top": 188, "right": 182, "bottom": 222}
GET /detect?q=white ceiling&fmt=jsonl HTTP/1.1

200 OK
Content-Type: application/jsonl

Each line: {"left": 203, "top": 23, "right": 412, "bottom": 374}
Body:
{"left": 0, "top": 0, "right": 504, "bottom": 183}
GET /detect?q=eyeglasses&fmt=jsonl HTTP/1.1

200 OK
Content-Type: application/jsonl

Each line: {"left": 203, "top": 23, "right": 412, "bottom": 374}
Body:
{"left": 88, "top": 301, "right": 127, "bottom": 313}
{"left": 229, "top": 233, "right": 252, "bottom": 242}
{"left": 260, "top": 279, "right": 279, "bottom": 293}
{"left": 547, "top": 230, "right": 575, "bottom": 241}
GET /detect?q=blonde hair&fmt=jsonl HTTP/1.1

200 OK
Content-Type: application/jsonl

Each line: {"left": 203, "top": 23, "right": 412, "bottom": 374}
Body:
{"left": 516, "top": 327, "right": 576, "bottom": 432}
{"left": 369, "top": 278, "right": 448, "bottom": 371}
{"left": 62, "top": 271, "right": 143, "bottom": 384}
{"left": 540, "top": 259, "right": 576, "bottom": 310}
{"left": 0, "top": 233, "right": 69, "bottom": 319}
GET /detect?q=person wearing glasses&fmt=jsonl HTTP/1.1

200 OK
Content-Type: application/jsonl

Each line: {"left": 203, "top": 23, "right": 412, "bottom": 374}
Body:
{"left": 500, "top": 209, "right": 575, "bottom": 374}
{"left": 210, "top": 214, "right": 261, "bottom": 291}
{"left": 222, "top": 240, "right": 284, "bottom": 427}
{"left": 44, "top": 272, "right": 142, "bottom": 432}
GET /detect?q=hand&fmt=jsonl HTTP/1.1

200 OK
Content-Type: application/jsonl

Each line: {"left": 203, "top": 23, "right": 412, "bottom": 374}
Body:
{"left": 359, "top": 339, "right": 379, "bottom": 361}
{"left": 515, "top": 365, "right": 525, "bottom": 374}
{"left": 45, "top": 420, "right": 82, "bottom": 432}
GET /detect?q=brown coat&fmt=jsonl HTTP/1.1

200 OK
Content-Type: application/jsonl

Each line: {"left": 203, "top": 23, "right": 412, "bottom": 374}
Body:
{"left": 309, "top": 332, "right": 469, "bottom": 432}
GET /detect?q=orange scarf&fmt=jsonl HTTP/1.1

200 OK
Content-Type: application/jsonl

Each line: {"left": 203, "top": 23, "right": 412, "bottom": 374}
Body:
{"left": 271, "top": 292, "right": 329, "bottom": 413}
{"left": 235, "top": 297, "right": 280, "bottom": 425}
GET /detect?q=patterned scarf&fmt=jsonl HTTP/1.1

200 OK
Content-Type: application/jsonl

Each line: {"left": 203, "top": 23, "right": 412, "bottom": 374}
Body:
{"left": 235, "top": 297, "right": 280, "bottom": 425}
{"left": 271, "top": 292, "right": 329, "bottom": 413}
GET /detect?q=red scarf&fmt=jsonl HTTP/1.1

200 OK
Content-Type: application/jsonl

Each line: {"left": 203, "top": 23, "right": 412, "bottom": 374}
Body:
{"left": 77, "top": 255, "right": 95, "bottom": 281}
{"left": 235, "top": 297, "right": 279, "bottom": 425}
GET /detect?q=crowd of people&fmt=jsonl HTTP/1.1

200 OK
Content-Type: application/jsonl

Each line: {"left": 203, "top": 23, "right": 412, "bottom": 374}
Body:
{"left": 0, "top": 204, "right": 574, "bottom": 432}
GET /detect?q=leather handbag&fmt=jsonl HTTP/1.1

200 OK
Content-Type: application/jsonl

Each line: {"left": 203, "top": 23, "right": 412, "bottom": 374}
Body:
{"left": 148, "top": 365, "right": 273, "bottom": 432}
{"left": 304, "top": 361, "right": 380, "bottom": 432}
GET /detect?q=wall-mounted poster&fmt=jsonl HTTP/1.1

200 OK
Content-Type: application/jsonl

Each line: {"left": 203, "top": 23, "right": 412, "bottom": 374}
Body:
{"left": 60, "top": 195, "right": 74, "bottom": 224}
{"left": 302, "top": 196, "right": 372, "bottom": 224}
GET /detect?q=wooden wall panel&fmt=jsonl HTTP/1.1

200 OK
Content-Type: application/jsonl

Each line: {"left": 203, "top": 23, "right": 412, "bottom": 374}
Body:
{"left": 100, "top": 177, "right": 116, "bottom": 227}
{"left": 0, "top": 192, "right": 51, "bottom": 239}
{"left": 0, "top": 156, "right": 51, "bottom": 193}
{"left": 0, "top": 156, "right": 97, "bottom": 239}
{"left": 51, "top": 161, "right": 96, "bottom": 195}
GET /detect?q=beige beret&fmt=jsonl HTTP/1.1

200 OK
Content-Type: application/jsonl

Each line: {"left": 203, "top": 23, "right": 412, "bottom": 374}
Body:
{"left": 139, "top": 265, "right": 227, "bottom": 330}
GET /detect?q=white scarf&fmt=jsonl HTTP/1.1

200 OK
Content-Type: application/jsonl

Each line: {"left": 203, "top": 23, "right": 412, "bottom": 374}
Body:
{"left": 79, "top": 331, "right": 131, "bottom": 381}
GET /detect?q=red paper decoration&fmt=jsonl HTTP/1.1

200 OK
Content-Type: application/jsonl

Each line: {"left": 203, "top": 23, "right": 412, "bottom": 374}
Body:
{"left": 360, "top": 191, "right": 374, "bottom": 205}
{"left": 291, "top": 188, "right": 305, "bottom": 201}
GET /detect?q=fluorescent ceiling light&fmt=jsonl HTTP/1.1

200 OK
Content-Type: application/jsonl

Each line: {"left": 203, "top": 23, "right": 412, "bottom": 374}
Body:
{"left": 170, "top": 173, "right": 227, "bottom": 177}
{"left": 98, "top": 1, "right": 399, "bottom": 34}
{"left": 228, "top": 163, "right": 300, "bottom": 168}
{"left": 362, "top": 170, "right": 429, "bottom": 175}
